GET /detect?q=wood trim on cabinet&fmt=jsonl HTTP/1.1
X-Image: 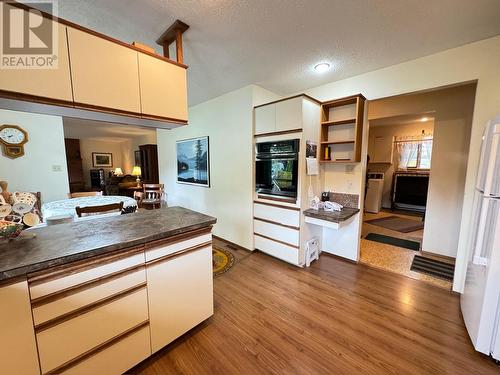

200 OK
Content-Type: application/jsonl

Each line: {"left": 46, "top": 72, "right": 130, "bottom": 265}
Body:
{"left": 253, "top": 217, "right": 300, "bottom": 231}
{"left": 253, "top": 233, "right": 299, "bottom": 249}
{"left": 254, "top": 128, "right": 303, "bottom": 138}
{"left": 0, "top": 89, "right": 189, "bottom": 126}
{"left": 257, "top": 194, "right": 297, "bottom": 204}
{"left": 253, "top": 200, "right": 301, "bottom": 211}
{"left": 30, "top": 264, "right": 146, "bottom": 308}
{"left": 144, "top": 227, "right": 213, "bottom": 249}
{"left": 253, "top": 93, "right": 322, "bottom": 108}
{"left": 28, "top": 245, "right": 145, "bottom": 287}
{"left": 141, "top": 112, "right": 188, "bottom": 125}
{"left": 4, "top": 0, "right": 188, "bottom": 69}
{"left": 44, "top": 320, "right": 150, "bottom": 375}
{"left": 146, "top": 241, "right": 212, "bottom": 267}
{"left": 34, "top": 283, "right": 147, "bottom": 333}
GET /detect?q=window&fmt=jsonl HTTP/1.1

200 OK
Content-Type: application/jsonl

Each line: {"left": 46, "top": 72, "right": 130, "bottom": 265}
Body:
{"left": 396, "top": 135, "right": 433, "bottom": 170}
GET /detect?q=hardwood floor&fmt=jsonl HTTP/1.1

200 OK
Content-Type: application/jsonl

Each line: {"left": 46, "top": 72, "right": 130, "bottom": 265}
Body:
{"left": 130, "top": 241, "right": 498, "bottom": 374}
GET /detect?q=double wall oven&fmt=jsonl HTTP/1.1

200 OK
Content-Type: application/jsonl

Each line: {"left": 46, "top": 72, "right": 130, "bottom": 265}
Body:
{"left": 255, "top": 139, "right": 299, "bottom": 199}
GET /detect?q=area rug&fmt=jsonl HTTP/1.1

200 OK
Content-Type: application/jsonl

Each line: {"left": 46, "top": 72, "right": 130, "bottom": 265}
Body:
{"left": 365, "top": 215, "right": 424, "bottom": 233}
{"left": 365, "top": 233, "right": 420, "bottom": 251}
{"left": 213, "top": 247, "right": 235, "bottom": 276}
{"left": 410, "top": 256, "right": 454, "bottom": 281}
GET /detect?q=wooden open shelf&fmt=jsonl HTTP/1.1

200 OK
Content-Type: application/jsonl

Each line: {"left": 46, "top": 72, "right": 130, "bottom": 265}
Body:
{"left": 321, "top": 118, "right": 356, "bottom": 126}
{"left": 319, "top": 94, "right": 365, "bottom": 163}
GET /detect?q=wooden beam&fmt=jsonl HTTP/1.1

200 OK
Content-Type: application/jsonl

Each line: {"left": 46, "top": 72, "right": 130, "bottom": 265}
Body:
{"left": 156, "top": 19, "right": 189, "bottom": 63}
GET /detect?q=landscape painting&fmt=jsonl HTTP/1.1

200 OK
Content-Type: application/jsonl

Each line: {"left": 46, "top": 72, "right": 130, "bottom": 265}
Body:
{"left": 176, "top": 136, "right": 210, "bottom": 187}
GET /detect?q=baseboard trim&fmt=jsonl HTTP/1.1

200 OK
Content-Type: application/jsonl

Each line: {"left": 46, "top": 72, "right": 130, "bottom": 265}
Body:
{"left": 212, "top": 235, "right": 253, "bottom": 253}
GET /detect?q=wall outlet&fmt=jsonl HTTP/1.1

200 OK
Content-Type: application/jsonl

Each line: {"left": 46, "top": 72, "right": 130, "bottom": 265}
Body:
{"left": 52, "top": 165, "right": 62, "bottom": 172}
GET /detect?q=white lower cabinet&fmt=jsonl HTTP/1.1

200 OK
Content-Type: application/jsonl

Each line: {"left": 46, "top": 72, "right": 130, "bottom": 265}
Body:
{"left": 0, "top": 281, "right": 40, "bottom": 375}
{"left": 146, "top": 242, "right": 214, "bottom": 353}
{"left": 60, "top": 325, "right": 151, "bottom": 375}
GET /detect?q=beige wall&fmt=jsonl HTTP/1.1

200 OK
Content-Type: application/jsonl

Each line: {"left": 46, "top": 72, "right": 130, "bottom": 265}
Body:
{"left": 79, "top": 139, "right": 125, "bottom": 188}
{"left": 0, "top": 109, "right": 69, "bottom": 203}
{"left": 368, "top": 120, "right": 435, "bottom": 208}
{"left": 303, "top": 35, "right": 500, "bottom": 292}
{"left": 121, "top": 132, "right": 157, "bottom": 174}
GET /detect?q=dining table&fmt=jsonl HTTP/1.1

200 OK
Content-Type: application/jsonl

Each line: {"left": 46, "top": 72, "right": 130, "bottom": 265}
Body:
{"left": 41, "top": 195, "right": 137, "bottom": 219}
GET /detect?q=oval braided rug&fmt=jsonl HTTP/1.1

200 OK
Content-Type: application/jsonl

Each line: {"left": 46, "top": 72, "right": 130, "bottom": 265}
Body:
{"left": 213, "top": 247, "right": 235, "bottom": 277}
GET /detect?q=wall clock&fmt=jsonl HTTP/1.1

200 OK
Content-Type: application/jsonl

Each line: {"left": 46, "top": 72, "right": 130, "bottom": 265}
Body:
{"left": 0, "top": 124, "right": 28, "bottom": 159}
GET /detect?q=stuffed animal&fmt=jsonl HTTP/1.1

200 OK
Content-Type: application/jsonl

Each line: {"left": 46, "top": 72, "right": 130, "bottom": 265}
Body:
{"left": 0, "top": 181, "right": 11, "bottom": 203}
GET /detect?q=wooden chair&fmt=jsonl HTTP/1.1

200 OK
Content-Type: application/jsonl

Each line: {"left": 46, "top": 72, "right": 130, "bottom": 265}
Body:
{"left": 141, "top": 184, "right": 164, "bottom": 210}
{"left": 75, "top": 202, "right": 124, "bottom": 218}
{"left": 68, "top": 191, "right": 103, "bottom": 199}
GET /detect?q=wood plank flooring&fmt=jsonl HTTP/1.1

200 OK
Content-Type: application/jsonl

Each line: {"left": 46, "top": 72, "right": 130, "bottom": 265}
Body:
{"left": 130, "top": 240, "right": 498, "bottom": 374}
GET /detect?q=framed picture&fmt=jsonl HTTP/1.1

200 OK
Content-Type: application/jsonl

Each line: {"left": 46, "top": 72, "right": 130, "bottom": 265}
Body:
{"left": 92, "top": 152, "right": 113, "bottom": 167}
{"left": 176, "top": 136, "right": 210, "bottom": 187}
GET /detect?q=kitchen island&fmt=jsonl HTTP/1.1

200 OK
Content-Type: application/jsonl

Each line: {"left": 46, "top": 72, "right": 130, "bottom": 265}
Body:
{"left": 0, "top": 207, "right": 216, "bottom": 375}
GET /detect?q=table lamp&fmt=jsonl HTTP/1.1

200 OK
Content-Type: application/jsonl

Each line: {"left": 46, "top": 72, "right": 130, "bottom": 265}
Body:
{"left": 114, "top": 167, "right": 123, "bottom": 176}
{"left": 131, "top": 166, "right": 142, "bottom": 187}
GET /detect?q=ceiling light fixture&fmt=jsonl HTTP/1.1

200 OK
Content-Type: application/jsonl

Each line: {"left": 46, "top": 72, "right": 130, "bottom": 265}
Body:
{"left": 314, "top": 62, "right": 330, "bottom": 73}
{"left": 420, "top": 117, "right": 429, "bottom": 122}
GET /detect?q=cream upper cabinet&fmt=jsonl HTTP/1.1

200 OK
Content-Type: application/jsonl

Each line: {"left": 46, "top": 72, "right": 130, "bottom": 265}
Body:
{"left": 0, "top": 6, "right": 73, "bottom": 102}
{"left": 138, "top": 53, "right": 188, "bottom": 122}
{"left": 370, "top": 136, "right": 394, "bottom": 163}
{"left": 255, "top": 104, "right": 276, "bottom": 135}
{"left": 276, "top": 96, "right": 303, "bottom": 132}
{"left": 147, "top": 243, "right": 213, "bottom": 353}
{"left": 67, "top": 27, "right": 141, "bottom": 113}
{"left": 0, "top": 281, "right": 40, "bottom": 375}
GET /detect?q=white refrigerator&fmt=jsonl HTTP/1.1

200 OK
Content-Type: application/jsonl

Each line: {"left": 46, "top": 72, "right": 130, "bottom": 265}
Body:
{"left": 461, "top": 117, "right": 500, "bottom": 361}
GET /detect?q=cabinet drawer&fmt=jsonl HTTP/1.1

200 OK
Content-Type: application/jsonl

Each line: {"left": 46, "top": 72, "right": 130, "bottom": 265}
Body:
{"left": 60, "top": 325, "right": 150, "bottom": 375}
{"left": 32, "top": 267, "right": 146, "bottom": 326}
{"left": 254, "top": 219, "right": 299, "bottom": 247}
{"left": 254, "top": 235, "right": 299, "bottom": 265}
{"left": 36, "top": 286, "right": 149, "bottom": 374}
{"left": 29, "top": 248, "right": 145, "bottom": 300}
{"left": 254, "top": 203, "right": 300, "bottom": 227}
{"left": 145, "top": 231, "right": 212, "bottom": 262}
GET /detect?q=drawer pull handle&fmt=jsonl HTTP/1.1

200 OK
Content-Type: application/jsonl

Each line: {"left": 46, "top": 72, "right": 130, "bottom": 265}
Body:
{"left": 35, "top": 282, "right": 147, "bottom": 333}
{"left": 146, "top": 241, "right": 212, "bottom": 266}
{"left": 31, "top": 264, "right": 145, "bottom": 308}
{"left": 44, "top": 320, "right": 149, "bottom": 375}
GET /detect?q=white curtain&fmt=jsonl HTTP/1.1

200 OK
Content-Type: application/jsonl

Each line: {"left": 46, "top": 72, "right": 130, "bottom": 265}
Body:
{"left": 396, "top": 133, "right": 433, "bottom": 170}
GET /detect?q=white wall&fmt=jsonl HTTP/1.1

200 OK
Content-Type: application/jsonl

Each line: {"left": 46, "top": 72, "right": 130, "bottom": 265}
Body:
{"left": 302, "top": 35, "right": 500, "bottom": 292}
{"left": 0, "top": 109, "right": 69, "bottom": 203}
{"left": 158, "top": 86, "right": 256, "bottom": 248}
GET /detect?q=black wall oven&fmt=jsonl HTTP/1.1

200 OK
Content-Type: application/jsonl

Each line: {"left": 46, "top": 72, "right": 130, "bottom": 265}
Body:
{"left": 255, "top": 139, "right": 299, "bottom": 198}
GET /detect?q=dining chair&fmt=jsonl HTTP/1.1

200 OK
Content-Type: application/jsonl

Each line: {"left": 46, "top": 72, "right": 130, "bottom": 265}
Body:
{"left": 68, "top": 191, "right": 103, "bottom": 199}
{"left": 142, "top": 184, "right": 164, "bottom": 210}
{"left": 75, "top": 202, "right": 124, "bottom": 218}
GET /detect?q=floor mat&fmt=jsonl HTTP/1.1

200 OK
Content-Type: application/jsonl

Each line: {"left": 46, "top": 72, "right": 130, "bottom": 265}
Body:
{"left": 365, "top": 233, "right": 420, "bottom": 251}
{"left": 213, "top": 247, "right": 235, "bottom": 276}
{"left": 365, "top": 215, "right": 424, "bottom": 233}
{"left": 411, "top": 256, "right": 454, "bottom": 281}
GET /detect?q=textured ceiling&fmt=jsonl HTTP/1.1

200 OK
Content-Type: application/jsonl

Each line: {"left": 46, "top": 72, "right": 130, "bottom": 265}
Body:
{"left": 42, "top": 0, "right": 500, "bottom": 105}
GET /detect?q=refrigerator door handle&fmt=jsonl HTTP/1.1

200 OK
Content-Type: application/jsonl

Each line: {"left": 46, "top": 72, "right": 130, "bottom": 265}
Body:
{"left": 473, "top": 199, "right": 499, "bottom": 266}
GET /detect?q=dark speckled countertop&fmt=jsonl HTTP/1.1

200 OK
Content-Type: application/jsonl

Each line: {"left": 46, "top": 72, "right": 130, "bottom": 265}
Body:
{"left": 303, "top": 207, "right": 359, "bottom": 223}
{"left": 0, "top": 206, "right": 216, "bottom": 283}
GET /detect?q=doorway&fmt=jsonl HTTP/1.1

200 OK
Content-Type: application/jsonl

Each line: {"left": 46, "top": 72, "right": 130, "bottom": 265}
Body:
{"left": 360, "top": 83, "right": 477, "bottom": 289}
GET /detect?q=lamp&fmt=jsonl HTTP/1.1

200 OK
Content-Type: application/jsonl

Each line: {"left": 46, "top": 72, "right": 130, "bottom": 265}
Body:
{"left": 113, "top": 167, "right": 123, "bottom": 176}
{"left": 131, "top": 166, "right": 142, "bottom": 187}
